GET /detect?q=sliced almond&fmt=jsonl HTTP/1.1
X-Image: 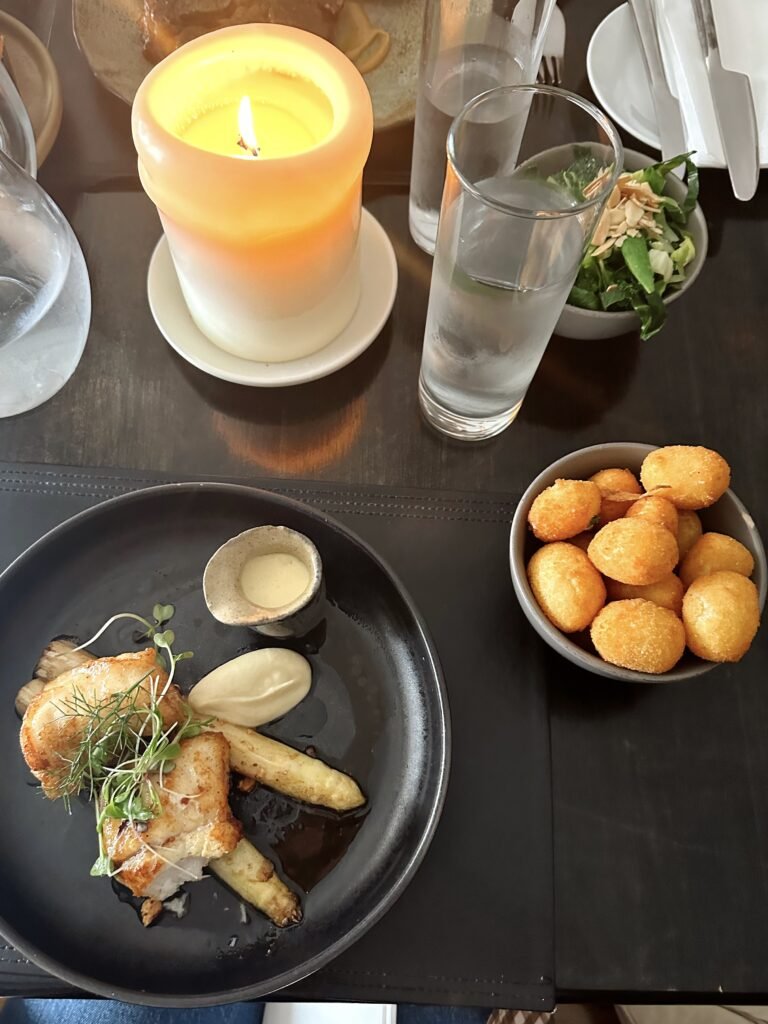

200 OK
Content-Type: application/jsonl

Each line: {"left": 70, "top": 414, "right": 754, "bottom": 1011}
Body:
{"left": 592, "top": 239, "right": 614, "bottom": 258}
{"left": 639, "top": 215, "right": 662, "bottom": 233}
{"left": 624, "top": 199, "right": 643, "bottom": 227}
{"left": 607, "top": 184, "right": 621, "bottom": 208}
{"left": 584, "top": 167, "right": 611, "bottom": 198}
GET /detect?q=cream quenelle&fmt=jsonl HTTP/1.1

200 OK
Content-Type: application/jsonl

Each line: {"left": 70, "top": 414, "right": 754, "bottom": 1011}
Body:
{"left": 188, "top": 649, "right": 311, "bottom": 727}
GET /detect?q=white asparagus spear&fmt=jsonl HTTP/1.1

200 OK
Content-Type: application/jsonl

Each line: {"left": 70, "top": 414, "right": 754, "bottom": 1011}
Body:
{"left": 209, "top": 717, "right": 366, "bottom": 812}
{"left": 211, "top": 839, "right": 301, "bottom": 928}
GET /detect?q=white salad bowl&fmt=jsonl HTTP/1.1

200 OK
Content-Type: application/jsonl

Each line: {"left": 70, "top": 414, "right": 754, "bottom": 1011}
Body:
{"left": 555, "top": 149, "right": 708, "bottom": 341}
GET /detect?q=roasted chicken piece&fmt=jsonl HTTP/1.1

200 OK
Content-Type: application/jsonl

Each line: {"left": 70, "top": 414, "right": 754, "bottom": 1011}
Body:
{"left": 19, "top": 649, "right": 184, "bottom": 797}
{"left": 102, "top": 732, "right": 242, "bottom": 900}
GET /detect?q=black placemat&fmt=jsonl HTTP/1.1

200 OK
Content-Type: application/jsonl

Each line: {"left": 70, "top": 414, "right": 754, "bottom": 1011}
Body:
{"left": 551, "top": 622, "right": 768, "bottom": 1001}
{"left": 0, "top": 463, "right": 552, "bottom": 1012}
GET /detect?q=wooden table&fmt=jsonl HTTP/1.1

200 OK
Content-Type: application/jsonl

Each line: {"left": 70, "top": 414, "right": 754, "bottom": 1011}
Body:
{"left": 5, "top": 0, "right": 768, "bottom": 1006}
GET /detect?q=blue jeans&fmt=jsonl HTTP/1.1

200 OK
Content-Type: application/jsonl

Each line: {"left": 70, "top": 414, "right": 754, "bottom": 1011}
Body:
{"left": 1, "top": 1002, "right": 491, "bottom": 1024}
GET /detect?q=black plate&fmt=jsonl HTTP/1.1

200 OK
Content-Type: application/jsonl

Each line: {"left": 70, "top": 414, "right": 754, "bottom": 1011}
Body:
{"left": 0, "top": 483, "right": 449, "bottom": 1005}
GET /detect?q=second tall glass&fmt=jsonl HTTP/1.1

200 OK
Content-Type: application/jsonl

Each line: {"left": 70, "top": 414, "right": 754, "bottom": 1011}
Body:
{"left": 418, "top": 85, "right": 623, "bottom": 441}
{"left": 409, "top": 0, "right": 556, "bottom": 254}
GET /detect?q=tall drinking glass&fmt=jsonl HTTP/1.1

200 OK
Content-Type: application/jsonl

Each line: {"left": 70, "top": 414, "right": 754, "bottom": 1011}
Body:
{"left": 418, "top": 85, "right": 623, "bottom": 441}
{"left": 409, "top": 0, "right": 556, "bottom": 255}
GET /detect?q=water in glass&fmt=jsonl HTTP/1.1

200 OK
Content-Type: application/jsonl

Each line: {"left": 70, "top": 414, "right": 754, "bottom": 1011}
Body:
{"left": 409, "top": 43, "right": 523, "bottom": 253}
{"left": 419, "top": 177, "right": 584, "bottom": 427}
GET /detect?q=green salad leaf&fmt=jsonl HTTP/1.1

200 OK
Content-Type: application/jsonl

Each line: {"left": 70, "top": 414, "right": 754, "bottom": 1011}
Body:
{"left": 632, "top": 152, "right": 693, "bottom": 189}
{"left": 620, "top": 236, "right": 655, "bottom": 294}
{"left": 681, "top": 158, "right": 700, "bottom": 215}
{"left": 569, "top": 286, "right": 601, "bottom": 311}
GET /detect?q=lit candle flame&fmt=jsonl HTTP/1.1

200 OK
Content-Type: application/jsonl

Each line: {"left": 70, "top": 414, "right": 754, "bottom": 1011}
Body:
{"left": 237, "top": 96, "right": 260, "bottom": 158}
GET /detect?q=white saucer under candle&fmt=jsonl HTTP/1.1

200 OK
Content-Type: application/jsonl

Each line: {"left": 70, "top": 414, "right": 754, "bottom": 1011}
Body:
{"left": 147, "top": 207, "right": 397, "bottom": 387}
{"left": 132, "top": 24, "right": 374, "bottom": 363}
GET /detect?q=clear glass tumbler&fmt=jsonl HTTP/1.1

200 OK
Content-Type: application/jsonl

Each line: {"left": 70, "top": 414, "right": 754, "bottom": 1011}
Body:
{"left": 418, "top": 85, "right": 623, "bottom": 441}
{"left": 409, "top": 0, "right": 556, "bottom": 255}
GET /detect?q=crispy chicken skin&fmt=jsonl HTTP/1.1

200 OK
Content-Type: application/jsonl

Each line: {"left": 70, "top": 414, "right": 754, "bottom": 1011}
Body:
{"left": 102, "top": 732, "right": 242, "bottom": 900}
{"left": 20, "top": 649, "right": 183, "bottom": 796}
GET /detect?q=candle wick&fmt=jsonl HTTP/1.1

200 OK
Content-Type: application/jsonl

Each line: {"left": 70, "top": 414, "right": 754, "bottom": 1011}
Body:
{"left": 237, "top": 134, "right": 260, "bottom": 158}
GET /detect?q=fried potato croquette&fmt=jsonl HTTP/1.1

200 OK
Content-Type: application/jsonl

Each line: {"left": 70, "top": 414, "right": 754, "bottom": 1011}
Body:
{"left": 640, "top": 446, "right": 731, "bottom": 510}
{"left": 676, "top": 510, "right": 703, "bottom": 562}
{"left": 679, "top": 533, "right": 755, "bottom": 588}
{"left": 591, "top": 599, "right": 686, "bottom": 674}
{"left": 527, "top": 542, "right": 606, "bottom": 633}
{"left": 590, "top": 467, "right": 642, "bottom": 523}
{"left": 588, "top": 519, "right": 679, "bottom": 585}
{"left": 683, "top": 571, "right": 760, "bottom": 662}
{"left": 527, "top": 479, "right": 602, "bottom": 542}
{"left": 605, "top": 573, "right": 684, "bottom": 617}
{"left": 625, "top": 495, "right": 679, "bottom": 535}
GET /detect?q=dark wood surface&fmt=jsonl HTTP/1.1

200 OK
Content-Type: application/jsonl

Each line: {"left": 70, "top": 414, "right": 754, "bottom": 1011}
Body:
{"left": 4, "top": 0, "right": 768, "bottom": 1004}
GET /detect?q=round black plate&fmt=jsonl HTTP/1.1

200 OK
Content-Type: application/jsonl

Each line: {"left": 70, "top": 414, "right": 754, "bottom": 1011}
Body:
{"left": 0, "top": 483, "right": 449, "bottom": 1005}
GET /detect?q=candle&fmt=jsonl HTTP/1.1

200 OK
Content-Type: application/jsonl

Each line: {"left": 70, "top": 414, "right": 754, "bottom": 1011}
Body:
{"left": 132, "top": 25, "right": 373, "bottom": 362}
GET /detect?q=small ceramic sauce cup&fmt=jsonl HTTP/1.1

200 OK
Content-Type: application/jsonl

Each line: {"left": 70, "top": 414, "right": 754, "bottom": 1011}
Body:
{"left": 204, "top": 525, "right": 324, "bottom": 638}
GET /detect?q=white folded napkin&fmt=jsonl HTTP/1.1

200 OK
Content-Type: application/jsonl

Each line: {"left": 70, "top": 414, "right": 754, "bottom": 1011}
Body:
{"left": 263, "top": 1003, "right": 397, "bottom": 1024}
{"left": 654, "top": 0, "right": 768, "bottom": 165}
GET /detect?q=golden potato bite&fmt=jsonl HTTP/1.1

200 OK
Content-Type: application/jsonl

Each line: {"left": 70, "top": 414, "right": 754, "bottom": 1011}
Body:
{"left": 676, "top": 510, "right": 703, "bottom": 562}
{"left": 527, "top": 479, "right": 601, "bottom": 542}
{"left": 679, "top": 533, "right": 755, "bottom": 588}
{"left": 588, "top": 519, "right": 679, "bottom": 585}
{"left": 683, "top": 571, "right": 761, "bottom": 662}
{"left": 640, "top": 446, "right": 731, "bottom": 510}
{"left": 590, "top": 467, "right": 642, "bottom": 523}
{"left": 527, "top": 542, "right": 606, "bottom": 633}
{"left": 591, "top": 599, "right": 686, "bottom": 674}
{"left": 605, "top": 573, "right": 684, "bottom": 617}
{"left": 625, "top": 495, "right": 679, "bottom": 535}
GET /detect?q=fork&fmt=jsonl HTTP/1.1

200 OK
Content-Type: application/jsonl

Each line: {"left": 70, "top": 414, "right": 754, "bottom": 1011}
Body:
{"left": 536, "top": 4, "right": 566, "bottom": 86}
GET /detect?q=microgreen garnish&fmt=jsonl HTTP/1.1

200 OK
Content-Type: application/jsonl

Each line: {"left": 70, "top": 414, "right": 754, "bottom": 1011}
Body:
{"left": 49, "top": 608, "right": 203, "bottom": 878}
{"left": 68, "top": 607, "right": 193, "bottom": 671}
{"left": 135, "top": 603, "right": 176, "bottom": 642}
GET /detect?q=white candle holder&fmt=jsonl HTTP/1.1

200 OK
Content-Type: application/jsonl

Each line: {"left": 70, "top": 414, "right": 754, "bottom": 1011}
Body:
{"left": 146, "top": 207, "right": 397, "bottom": 387}
{"left": 132, "top": 24, "right": 379, "bottom": 366}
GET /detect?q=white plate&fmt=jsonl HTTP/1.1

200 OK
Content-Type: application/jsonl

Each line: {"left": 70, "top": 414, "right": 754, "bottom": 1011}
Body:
{"left": 73, "top": 0, "right": 424, "bottom": 130}
{"left": 587, "top": 0, "right": 768, "bottom": 170}
{"left": 0, "top": 10, "right": 62, "bottom": 165}
{"left": 147, "top": 208, "right": 397, "bottom": 388}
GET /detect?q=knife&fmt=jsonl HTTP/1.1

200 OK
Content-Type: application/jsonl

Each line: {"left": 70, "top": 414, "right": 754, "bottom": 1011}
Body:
{"left": 628, "top": 0, "right": 688, "bottom": 176}
{"left": 692, "top": 0, "right": 759, "bottom": 200}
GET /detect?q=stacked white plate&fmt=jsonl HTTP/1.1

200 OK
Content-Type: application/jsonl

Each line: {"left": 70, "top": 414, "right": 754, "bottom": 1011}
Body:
{"left": 587, "top": 0, "right": 768, "bottom": 169}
